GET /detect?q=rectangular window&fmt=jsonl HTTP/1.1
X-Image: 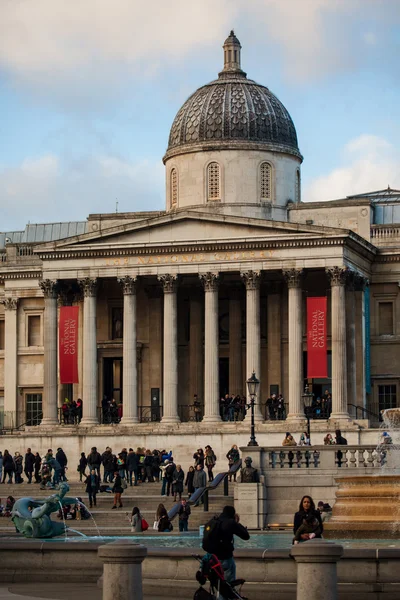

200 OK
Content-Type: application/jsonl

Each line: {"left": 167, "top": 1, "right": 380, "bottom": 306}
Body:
{"left": 27, "top": 315, "right": 41, "bottom": 346}
{"left": 0, "top": 320, "right": 4, "bottom": 350}
{"left": 378, "top": 302, "right": 394, "bottom": 335}
{"left": 378, "top": 385, "right": 397, "bottom": 413}
{"left": 26, "top": 393, "right": 42, "bottom": 426}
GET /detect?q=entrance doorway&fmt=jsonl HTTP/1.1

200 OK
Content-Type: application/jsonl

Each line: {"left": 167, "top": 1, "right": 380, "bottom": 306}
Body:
{"left": 103, "top": 358, "right": 123, "bottom": 404}
{"left": 219, "top": 357, "right": 229, "bottom": 398}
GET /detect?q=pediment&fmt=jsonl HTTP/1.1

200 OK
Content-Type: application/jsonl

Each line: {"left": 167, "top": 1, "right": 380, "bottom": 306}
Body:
{"left": 38, "top": 211, "right": 349, "bottom": 253}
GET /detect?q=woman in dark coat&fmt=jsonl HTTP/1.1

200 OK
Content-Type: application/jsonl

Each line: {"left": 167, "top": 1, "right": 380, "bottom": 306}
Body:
{"left": 193, "top": 449, "right": 204, "bottom": 468}
{"left": 84, "top": 468, "right": 100, "bottom": 508}
{"left": 2, "top": 450, "right": 14, "bottom": 484}
{"left": 226, "top": 444, "right": 240, "bottom": 482}
{"left": 293, "top": 495, "right": 323, "bottom": 540}
{"left": 157, "top": 507, "right": 172, "bottom": 532}
{"left": 34, "top": 452, "right": 42, "bottom": 483}
{"left": 185, "top": 466, "right": 195, "bottom": 498}
{"left": 112, "top": 471, "right": 124, "bottom": 509}
{"left": 13, "top": 452, "right": 23, "bottom": 484}
{"left": 172, "top": 465, "right": 184, "bottom": 501}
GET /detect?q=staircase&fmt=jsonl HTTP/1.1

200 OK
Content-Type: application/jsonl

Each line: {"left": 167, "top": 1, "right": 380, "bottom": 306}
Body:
{"left": 0, "top": 479, "right": 234, "bottom": 536}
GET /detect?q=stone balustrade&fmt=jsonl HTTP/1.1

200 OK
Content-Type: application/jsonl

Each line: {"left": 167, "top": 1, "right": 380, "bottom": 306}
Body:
{"left": 371, "top": 225, "right": 400, "bottom": 245}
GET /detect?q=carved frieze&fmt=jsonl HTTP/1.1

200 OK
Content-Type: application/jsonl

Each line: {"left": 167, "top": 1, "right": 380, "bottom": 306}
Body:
{"left": 158, "top": 274, "right": 178, "bottom": 293}
{"left": 78, "top": 277, "right": 98, "bottom": 297}
{"left": 199, "top": 272, "right": 219, "bottom": 292}
{"left": 241, "top": 270, "right": 261, "bottom": 290}
{"left": 118, "top": 275, "right": 137, "bottom": 295}
{"left": 283, "top": 268, "right": 303, "bottom": 288}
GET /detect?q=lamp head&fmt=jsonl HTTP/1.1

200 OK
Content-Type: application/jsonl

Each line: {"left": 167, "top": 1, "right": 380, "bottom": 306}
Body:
{"left": 246, "top": 372, "right": 260, "bottom": 398}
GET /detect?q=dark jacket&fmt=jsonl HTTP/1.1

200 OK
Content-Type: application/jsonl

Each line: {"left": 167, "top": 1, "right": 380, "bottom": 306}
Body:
{"left": 13, "top": 456, "right": 23, "bottom": 474}
{"left": 208, "top": 515, "right": 250, "bottom": 560}
{"left": 126, "top": 451, "right": 139, "bottom": 471}
{"left": 185, "top": 470, "right": 195, "bottom": 493}
{"left": 56, "top": 449, "right": 68, "bottom": 468}
{"left": 34, "top": 454, "right": 41, "bottom": 470}
{"left": 172, "top": 468, "right": 184, "bottom": 494}
{"left": 112, "top": 474, "right": 123, "bottom": 494}
{"left": 3, "top": 454, "right": 14, "bottom": 472}
{"left": 102, "top": 451, "right": 116, "bottom": 472}
{"left": 79, "top": 456, "right": 88, "bottom": 471}
{"left": 178, "top": 504, "right": 191, "bottom": 521}
{"left": 193, "top": 468, "right": 207, "bottom": 489}
{"left": 87, "top": 451, "right": 102, "bottom": 468}
{"left": 158, "top": 514, "right": 172, "bottom": 532}
{"left": 293, "top": 509, "right": 323, "bottom": 535}
{"left": 24, "top": 452, "right": 35, "bottom": 471}
{"left": 85, "top": 474, "right": 100, "bottom": 494}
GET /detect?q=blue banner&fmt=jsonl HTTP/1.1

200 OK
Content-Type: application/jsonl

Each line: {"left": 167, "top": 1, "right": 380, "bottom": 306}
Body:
{"left": 364, "top": 285, "right": 371, "bottom": 394}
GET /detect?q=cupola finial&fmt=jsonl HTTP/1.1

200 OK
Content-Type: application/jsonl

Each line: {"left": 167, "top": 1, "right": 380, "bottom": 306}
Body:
{"left": 220, "top": 30, "right": 246, "bottom": 77}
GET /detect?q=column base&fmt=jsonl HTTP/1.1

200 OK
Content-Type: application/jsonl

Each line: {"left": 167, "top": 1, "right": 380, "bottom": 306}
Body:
{"left": 329, "top": 413, "right": 351, "bottom": 422}
{"left": 286, "top": 414, "right": 306, "bottom": 422}
{"left": 202, "top": 415, "right": 222, "bottom": 423}
{"left": 120, "top": 417, "right": 139, "bottom": 425}
{"left": 79, "top": 418, "right": 99, "bottom": 427}
{"left": 161, "top": 416, "right": 181, "bottom": 424}
{"left": 40, "top": 418, "right": 59, "bottom": 427}
{"left": 245, "top": 412, "right": 264, "bottom": 423}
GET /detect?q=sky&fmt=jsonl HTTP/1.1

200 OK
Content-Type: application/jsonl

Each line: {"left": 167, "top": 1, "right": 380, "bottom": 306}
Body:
{"left": 1, "top": 0, "right": 400, "bottom": 231}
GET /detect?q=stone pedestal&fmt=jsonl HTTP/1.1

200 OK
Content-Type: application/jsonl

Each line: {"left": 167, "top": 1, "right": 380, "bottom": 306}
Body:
{"left": 291, "top": 539, "right": 343, "bottom": 600}
{"left": 234, "top": 482, "right": 267, "bottom": 529}
{"left": 98, "top": 540, "right": 147, "bottom": 600}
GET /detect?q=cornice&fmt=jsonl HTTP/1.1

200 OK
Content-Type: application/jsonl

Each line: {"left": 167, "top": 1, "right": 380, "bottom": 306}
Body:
{"left": 1, "top": 271, "right": 42, "bottom": 280}
{"left": 163, "top": 140, "right": 303, "bottom": 163}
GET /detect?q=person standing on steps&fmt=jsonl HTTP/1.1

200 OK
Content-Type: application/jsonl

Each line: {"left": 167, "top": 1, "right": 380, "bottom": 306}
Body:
{"left": 34, "top": 452, "right": 41, "bottom": 483}
{"left": 126, "top": 448, "right": 139, "bottom": 486}
{"left": 178, "top": 498, "right": 191, "bottom": 532}
{"left": 24, "top": 448, "right": 35, "bottom": 484}
{"left": 87, "top": 446, "right": 102, "bottom": 478}
{"left": 193, "top": 464, "right": 207, "bottom": 506}
{"left": 172, "top": 464, "right": 184, "bottom": 501}
{"left": 205, "top": 445, "right": 216, "bottom": 482}
{"left": 56, "top": 448, "right": 68, "bottom": 482}
{"left": 78, "top": 452, "right": 87, "bottom": 482}
{"left": 112, "top": 471, "right": 124, "bottom": 509}
{"left": 85, "top": 468, "right": 100, "bottom": 508}
{"left": 226, "top": 445, "right": 240, "bottom": 482}
{"left": 185, "top": 466, "right": 195, "bottom": 498}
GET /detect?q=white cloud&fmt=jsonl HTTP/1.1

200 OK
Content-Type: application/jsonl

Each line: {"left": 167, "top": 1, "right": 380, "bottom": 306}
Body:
{"left": 0, "top": 0, "right": 397, "bottom": 100}
{"left": 304, "top": 135, "right": 400, "bottom": 202}
{"left": 0, "top": 153, "right": 164, "bottom": 230}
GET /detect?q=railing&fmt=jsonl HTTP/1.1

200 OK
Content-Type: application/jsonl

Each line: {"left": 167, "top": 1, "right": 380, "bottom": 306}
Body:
{"left": 371, "top": 225, "right": 400, "bottom": 243}
{"left": 0, "top": 253, "right": 6, "bottom": 263}
{"left": 348, "top": 403, "right": 382, "bottom": 422}
{"left": 168, "top": 460, "right": 242, "bottom": 521}
{"left": 247, "top": 445, "right": 384, "bottom": 471}
{"left": 263, "top": 403, "right": 331, "bottom": 421}
{"left": 17, "top": 245, "right": 34, "bottom": 257}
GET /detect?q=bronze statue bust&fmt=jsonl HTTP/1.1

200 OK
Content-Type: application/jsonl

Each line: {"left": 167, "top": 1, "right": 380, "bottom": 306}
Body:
{"left": 240, "top": 457, "right": 259, "bottom": 483}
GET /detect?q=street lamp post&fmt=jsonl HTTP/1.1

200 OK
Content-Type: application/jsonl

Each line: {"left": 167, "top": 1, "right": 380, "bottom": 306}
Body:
{"left": 247, "top": 372, "right": 260, "bottom": 447}
{"left": 302, "top": 384, "right": 314, "bottom": 445}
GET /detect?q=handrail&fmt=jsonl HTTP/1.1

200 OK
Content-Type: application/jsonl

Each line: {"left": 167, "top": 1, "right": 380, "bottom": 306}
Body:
{"left": 348, "top": 403, "right": 382, "bottom": 421}
{"left": 168, "top": 460, "right": 242, "bottom": 522}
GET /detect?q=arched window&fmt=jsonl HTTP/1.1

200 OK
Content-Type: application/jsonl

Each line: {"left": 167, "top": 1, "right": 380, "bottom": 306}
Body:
{"left": 295, "top": 169, "right": 301, "bottom": 203}
{"left": 170, "top": 168, "right": 178, "bottom": 207}
{"left": 207, "top": 162, "right": 221, "bottom": 201}
{"left": 260, "top": 162, "right": 272, "bottom": 201}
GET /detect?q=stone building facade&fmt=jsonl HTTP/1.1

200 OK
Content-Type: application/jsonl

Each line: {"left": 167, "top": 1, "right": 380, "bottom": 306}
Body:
{"left": 0, "top": 33, "right": 399, "bottom": 455}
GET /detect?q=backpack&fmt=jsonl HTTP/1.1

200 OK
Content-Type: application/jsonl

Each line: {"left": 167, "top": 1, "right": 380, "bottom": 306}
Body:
{"left": 202, "top": 516, "right": 222, "bottom": 553}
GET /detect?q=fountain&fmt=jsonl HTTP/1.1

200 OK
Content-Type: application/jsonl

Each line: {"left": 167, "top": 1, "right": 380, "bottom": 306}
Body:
{"left": 11, "top": 482, "right": 79, "bottom": 538}
{"left": 324, "top": 409, "right": 400, "bottom": 539}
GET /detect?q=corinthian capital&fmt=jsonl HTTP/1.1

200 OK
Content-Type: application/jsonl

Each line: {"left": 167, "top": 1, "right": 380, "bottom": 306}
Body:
{"left": 283, "top": 268, "right": 303, "bottom": 288}
{"left": 39, "top": 279, "right": 58, "bottom": 298}
{"left": 2, "top": 297, "right": 18, "bottom": 311}
{"left": 118, "top": 275, "right": 137, "bottom": 295}
{"left": 241, "top": 270, "right": 261, "bottom": 290}
{"left": 199, "top": 272, "right": 219, "bottom": 292}
{"left": 78, "top": 277, "right": 98, "bottom": 297}
{"left": 158, "top": 274, "right": 178, "bottom": 293}
{"left": 326, "top": 266, "right": 348, "bottom": 287}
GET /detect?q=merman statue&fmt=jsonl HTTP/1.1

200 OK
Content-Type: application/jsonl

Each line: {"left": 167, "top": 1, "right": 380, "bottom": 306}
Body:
{"left": 11, "top": 483, "right": 77, "bottom": 538}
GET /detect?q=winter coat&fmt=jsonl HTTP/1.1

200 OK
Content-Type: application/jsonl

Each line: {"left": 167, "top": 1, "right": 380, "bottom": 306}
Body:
{"left": 193, "top": 452, "right": 204, "bottom": 468}
{"left": 185, "top": 470, "right": 195, "bottom": 493}
{"left": 24, "top": 452, "right": 35, "bottom": 471}
{"left": 85, "top": 474, "right": 100, "bottom": 494}
{"left": 48, "top": 457, "right": 61, "bottom": 472}
{"left": 205, "top": 451, "right": 216, "bottom": 468}
{"left": 112, "top": 474, "right": 123, "bottom": 494}
{"left": 226, "top": 448, "right": 240, "bottom": 465}
{"left": 3, "top": 455, "right": 14, "bottom": 472}
{"left": 178, "top": 505, "right": 191, "bottom": 521}
{"left": 131, "top": 513, "right": 142, "bottom": 532}
{"left": 193, "top": 468, "right": 207, "bottom": 488}
{"left": 56, "top": 450, "right": 68, "bottom": 468}
{"left": 34, "top": 455, "right": 41, "bottom": 469}
{"left": 87, "top": 451, "right": 102, "bottom": 468}
{"left": 102, "top": 451, "right": 116, "bottom": 472}
{"left": 172, "top": 468, "right": 184, "bottom": 494}
{"left": 293, "top": 509, "right": 323, "bottom": 535}
{"left": 79, "top": 456, "right": 88, "bottom": 471}
{"left": 126, "top": 452, "right": 139, "bottom": 471}
{"left": 13, "top": 456, "right": 23, "bottom": 474}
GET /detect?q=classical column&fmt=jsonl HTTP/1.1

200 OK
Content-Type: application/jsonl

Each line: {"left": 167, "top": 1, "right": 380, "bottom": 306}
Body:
{"left": 241, "top": 270, "right": 263, "bottom": 421}
{"left": 78, "top": 277, "right": 98, "bottom": 426}
{"left": 326, "top": 267, "right": 350, "bottom": 421}
{"left": 229, "top": 288, "right": 242, "bottom": 396}
{"left": 3, "top": 298, "right": 18, "bottom": 427}
{"left": 189, "top": 293, "right": 204, "bottom": 403}
{"left": 283, "top": 269, "right": 305, "bottom": 421}
{"left": 346, "top": 272, "right": 357, "bottom": 411}
{"left": 39, "top": 280, "right": 59, "bottom": 426}
{"left": 158, "top": 274, "right": 180, "bottom": 423}
{"left": 200, "top": 272, "right": 221, "bottom": 423}
{"left": 118, "top": 276, "right": 138, "bottom": 425}
{"left": 267, "top": 283, "right": 282, "bottom": 395}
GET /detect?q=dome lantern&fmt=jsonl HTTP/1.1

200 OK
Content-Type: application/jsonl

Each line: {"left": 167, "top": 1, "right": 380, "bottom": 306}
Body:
{"left": 220, "top": 30, "right": 246, "bottom": 79}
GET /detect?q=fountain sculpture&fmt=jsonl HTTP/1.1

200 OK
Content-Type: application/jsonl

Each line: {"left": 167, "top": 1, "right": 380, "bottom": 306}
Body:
{"left": 324, "top": 409, "right": 400, "bottom": 538}
{"left": 11, "top": 482, "right": 78, "bottom": 538}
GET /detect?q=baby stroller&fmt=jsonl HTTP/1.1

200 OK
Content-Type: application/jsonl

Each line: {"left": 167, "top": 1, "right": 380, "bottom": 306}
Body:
{"left": 193, "top": 553, "right": 248, "bottom": 600}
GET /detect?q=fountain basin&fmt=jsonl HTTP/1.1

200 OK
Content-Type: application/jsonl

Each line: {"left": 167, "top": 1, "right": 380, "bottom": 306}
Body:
{"left": 324, "top": 475, "right": 400, "bottom": 538}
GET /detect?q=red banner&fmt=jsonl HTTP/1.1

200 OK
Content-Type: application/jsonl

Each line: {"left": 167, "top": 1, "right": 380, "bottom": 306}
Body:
{"left": 307, "top": 297, "right": 327, "bottom": 378}
{"left": 59, "top": 306, "right": 79, "bottom": 384}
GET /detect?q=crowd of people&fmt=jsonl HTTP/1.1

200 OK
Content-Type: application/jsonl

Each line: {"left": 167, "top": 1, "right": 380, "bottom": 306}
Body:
{"left": 281, "top": 429, "right": 348, "bottom": 447}
{"left": 61, "top": 399, "right": 83, "bottom": 424}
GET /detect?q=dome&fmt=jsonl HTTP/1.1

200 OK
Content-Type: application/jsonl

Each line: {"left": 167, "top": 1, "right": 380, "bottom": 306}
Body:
{"left": 164, "top": 32, "right": 301, "bottom": 162}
